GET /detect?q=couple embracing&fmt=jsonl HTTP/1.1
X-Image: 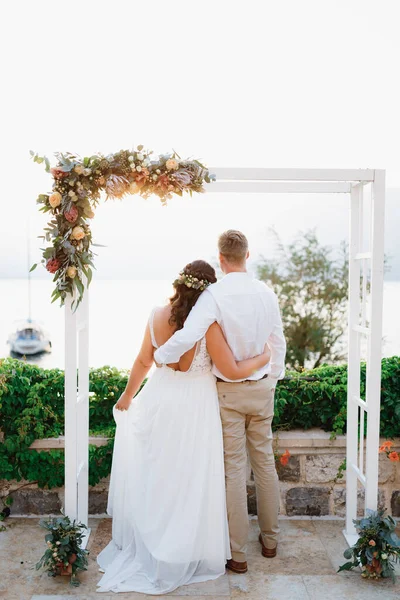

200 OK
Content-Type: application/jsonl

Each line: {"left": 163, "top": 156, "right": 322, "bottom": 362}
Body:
{"left": 97, "top": 230, "right": 286, "bottom": 595}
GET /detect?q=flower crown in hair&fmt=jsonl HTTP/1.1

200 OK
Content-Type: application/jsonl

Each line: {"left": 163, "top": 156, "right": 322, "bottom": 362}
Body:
{"left": 173, "top": 271, "right": 211, "bottom": 291}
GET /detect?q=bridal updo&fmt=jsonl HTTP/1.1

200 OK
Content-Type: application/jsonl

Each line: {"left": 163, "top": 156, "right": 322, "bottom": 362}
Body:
{"left": 169, "top": 260, "right": 217, "bottom": 331}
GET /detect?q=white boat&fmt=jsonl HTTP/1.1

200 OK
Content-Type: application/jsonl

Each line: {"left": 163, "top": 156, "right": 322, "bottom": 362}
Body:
{"left": 8, "top": 319, "right": 51, "bottom": 355}
{"left": 7, "top": 219, "right": 52, "bottom": 356}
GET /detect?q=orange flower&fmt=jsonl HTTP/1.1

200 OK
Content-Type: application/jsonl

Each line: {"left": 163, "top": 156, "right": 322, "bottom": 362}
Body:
{"left": 379, "top": 441, "right": 394, "bottom": 452}
{"left": 280, "top": 449, "right": 291, "bottom": 466}
{"left": 368, "top": 539, "right": 376, "bottom": 546}
{"left": 388, "top": 451, "right": 399, "bottom": 462}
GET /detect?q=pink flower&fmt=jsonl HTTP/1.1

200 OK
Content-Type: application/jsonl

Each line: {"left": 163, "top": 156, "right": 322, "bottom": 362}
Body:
{"left": 369, "top": 540, "right": 376, "bottom": 546}
{"left": 134, "top": 168, "right": 149, "bottom": 189}
{"left": 64, "top": 205, "right": 79, "bottom": 223}
{"left": 46, "top": 258, "right": 60, "bottom": 274}
{"left": 156, "top": 174, "right": 170, "bottom": 191}
{"left": 50, "top": 167, "right": 69, "bottom": 180}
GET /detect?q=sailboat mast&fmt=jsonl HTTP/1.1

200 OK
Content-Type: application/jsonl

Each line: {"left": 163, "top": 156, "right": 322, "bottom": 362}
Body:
{"left": 27, "top": 218, "right": 32, "bottom": 321}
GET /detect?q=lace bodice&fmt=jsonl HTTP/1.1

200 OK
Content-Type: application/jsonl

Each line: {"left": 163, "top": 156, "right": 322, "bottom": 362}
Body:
{"left": 149, "top": 308, "right": 212, "bottom": 375}
{"left": 189, "top": 336, "right": 213, "bottom": 374}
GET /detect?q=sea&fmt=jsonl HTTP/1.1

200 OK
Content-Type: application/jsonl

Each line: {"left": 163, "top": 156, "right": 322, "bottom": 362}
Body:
{"left": 0, "top": 279, "right": 399, "bottom": 371}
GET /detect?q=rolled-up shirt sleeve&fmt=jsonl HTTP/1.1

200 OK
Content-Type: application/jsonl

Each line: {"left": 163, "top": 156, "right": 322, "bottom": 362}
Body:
{"left": 154, "top": 290, "right": 219, "bottom": 364}
{"left": 267, "top": 294, "right": 286, "bottom": 380}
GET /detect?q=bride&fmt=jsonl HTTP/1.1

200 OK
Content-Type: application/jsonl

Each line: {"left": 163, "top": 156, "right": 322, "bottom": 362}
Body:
{"left": 97, "top": 260, "right": 270, "bottom": 595}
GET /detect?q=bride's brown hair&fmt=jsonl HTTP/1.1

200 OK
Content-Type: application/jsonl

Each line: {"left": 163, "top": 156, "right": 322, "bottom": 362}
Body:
{"left": 169, "top": 260, "right": 217, "bottom": 331}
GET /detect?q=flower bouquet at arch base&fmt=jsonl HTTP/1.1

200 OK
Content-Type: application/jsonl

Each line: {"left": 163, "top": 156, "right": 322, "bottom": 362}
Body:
{"left": 338, "top": 509, "right": 400, "bottom": 582}
{"left": 36, "top": 515, "right": 89, "bottom": 587}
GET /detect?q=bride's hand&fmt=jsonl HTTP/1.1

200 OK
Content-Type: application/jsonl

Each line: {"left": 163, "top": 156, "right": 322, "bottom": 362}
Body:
{"left": 115, "top": 391, "right": 132, "bottom": 411}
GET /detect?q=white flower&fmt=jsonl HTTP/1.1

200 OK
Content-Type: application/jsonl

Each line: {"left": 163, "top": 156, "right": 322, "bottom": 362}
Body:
{"left": 56, "top": 541, "right": 61, "bottom": 545}
{"left": 152, "top": 174, "right": 158, "bottom": 181}
{"left": 381, "top": 553, "right": 388, "bottom": 560}
{"left": 130, "top": 165, "right": 136, "bottom": 171}
{"left": 137, "top": 153, "right": 144, "bottom": 161}
{"left": 156, "top": 169, "right": 161, "bottom": 174}
{"left": 136, "top": 165, "right": 142, "bottom": 172}
{"left": 53, "top": 552, "right": 58, "bottom": 557}
{"left": 68, "top": 190, "right": 76, "bottom": 197}
{"left": 83, "top": 168, "right": 92, "bottom": 176}
{"left": 128, "top": 155, "right": 134, "bottom": 162}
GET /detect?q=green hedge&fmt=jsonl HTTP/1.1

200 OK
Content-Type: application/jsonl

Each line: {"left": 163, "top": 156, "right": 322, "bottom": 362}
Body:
{"left": 0, "top": 356, "right": 399, "bottom": 489}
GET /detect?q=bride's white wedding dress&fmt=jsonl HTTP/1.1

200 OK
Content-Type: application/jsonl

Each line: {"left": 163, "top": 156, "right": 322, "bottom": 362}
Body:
{"left": 97, "top": 309, "right": 231, "bottom": 594}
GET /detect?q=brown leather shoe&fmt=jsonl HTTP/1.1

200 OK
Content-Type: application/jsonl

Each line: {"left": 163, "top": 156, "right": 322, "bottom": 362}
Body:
{"left": 259, "top": 533, "right": 277, "bottom": 558}
{"left": 226, "top": 558, "right": 248, "bottom": 574}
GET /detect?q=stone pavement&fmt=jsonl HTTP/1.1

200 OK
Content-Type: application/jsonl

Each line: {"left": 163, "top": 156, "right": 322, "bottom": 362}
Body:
{"left": 0, "top": 516, "right": 399, "bottom": 600}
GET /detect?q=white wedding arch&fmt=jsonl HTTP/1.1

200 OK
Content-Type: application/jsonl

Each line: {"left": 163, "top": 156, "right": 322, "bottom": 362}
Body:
{"left": 64, "top": 168, "right": 385, "bottom": 547}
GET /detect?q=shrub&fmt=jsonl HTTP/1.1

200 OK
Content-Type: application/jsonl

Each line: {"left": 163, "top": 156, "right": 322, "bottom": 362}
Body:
{"left": 0, "top": 356, "right": 399, "bottom": 489}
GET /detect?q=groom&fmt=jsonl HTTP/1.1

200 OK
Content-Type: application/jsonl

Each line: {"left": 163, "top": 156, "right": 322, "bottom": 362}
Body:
{"left": 154, "top": 230, "right": 286, "bottom": 573}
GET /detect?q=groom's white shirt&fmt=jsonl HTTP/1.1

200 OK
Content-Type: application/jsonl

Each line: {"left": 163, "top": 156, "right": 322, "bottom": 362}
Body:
{"left": 154, "top": 272, "right": 286, "bottom": 382}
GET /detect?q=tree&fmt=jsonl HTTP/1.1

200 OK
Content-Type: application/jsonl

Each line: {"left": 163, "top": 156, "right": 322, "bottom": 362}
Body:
{"left": 257, "top": 230, "right": 348, "bottom": 370}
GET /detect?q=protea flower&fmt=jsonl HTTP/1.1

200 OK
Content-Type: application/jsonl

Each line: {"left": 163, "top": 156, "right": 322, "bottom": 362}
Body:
{"left": 46, "top": 258, "right": 60, "bottom": 273}
{"left": 105, "top": 175, "right": 129, "bottom": 198}
{"left": 172, "top": 169, "right": 192, "bottom": 188}
{"left": 64, "top": 205, "right": 79, "bottom": 223}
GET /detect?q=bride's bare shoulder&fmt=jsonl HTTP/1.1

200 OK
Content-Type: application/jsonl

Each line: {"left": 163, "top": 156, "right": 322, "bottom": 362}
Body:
{"left": 153, "top": 304, "right": 172, "bottom": 321}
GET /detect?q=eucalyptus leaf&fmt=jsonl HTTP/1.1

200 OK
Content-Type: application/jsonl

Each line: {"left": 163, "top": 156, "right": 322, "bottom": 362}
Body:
{"left": 337, "top": 561, "right": 354, "bottom": 572}
{"left": 343, "top": 548, "right": 353, "bottom": 559}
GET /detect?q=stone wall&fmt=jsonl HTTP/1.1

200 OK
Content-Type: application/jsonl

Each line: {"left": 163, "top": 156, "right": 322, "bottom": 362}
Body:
{"left": 249, "top": 430, "right": 400, "bottom": 518}
{"left": 1, "top": 430, "right": 399, "bottom": 518}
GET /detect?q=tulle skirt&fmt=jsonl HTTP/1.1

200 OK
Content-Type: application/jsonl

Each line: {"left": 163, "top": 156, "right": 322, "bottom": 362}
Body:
{"left": 96, "top": 366, "right": 231, "bottom": 594}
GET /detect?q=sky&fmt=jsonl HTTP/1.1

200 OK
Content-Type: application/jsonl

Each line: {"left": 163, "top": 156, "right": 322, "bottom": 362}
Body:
{"left": 0, "top": 0, "right": 399, "bottom": 281}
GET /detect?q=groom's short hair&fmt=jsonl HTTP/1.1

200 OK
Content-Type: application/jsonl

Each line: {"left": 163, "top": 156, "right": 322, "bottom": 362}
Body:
{"left": 218, "top": 230, "right": 249, "bottom": 264}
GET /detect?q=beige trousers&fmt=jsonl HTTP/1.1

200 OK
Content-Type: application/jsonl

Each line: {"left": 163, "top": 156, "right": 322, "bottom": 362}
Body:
{"left": 217, "top": 377, "right": 280, "bottom": 562}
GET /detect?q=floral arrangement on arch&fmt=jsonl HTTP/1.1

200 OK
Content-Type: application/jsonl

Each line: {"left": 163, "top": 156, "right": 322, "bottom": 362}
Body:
{"left": 31, "top": 147, "right": 215, "bottom": 310}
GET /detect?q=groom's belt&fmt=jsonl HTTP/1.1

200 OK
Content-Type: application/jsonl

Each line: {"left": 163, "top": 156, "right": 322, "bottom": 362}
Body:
{"left": 216, "top": 373, "right": 268, "bottom": 384}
